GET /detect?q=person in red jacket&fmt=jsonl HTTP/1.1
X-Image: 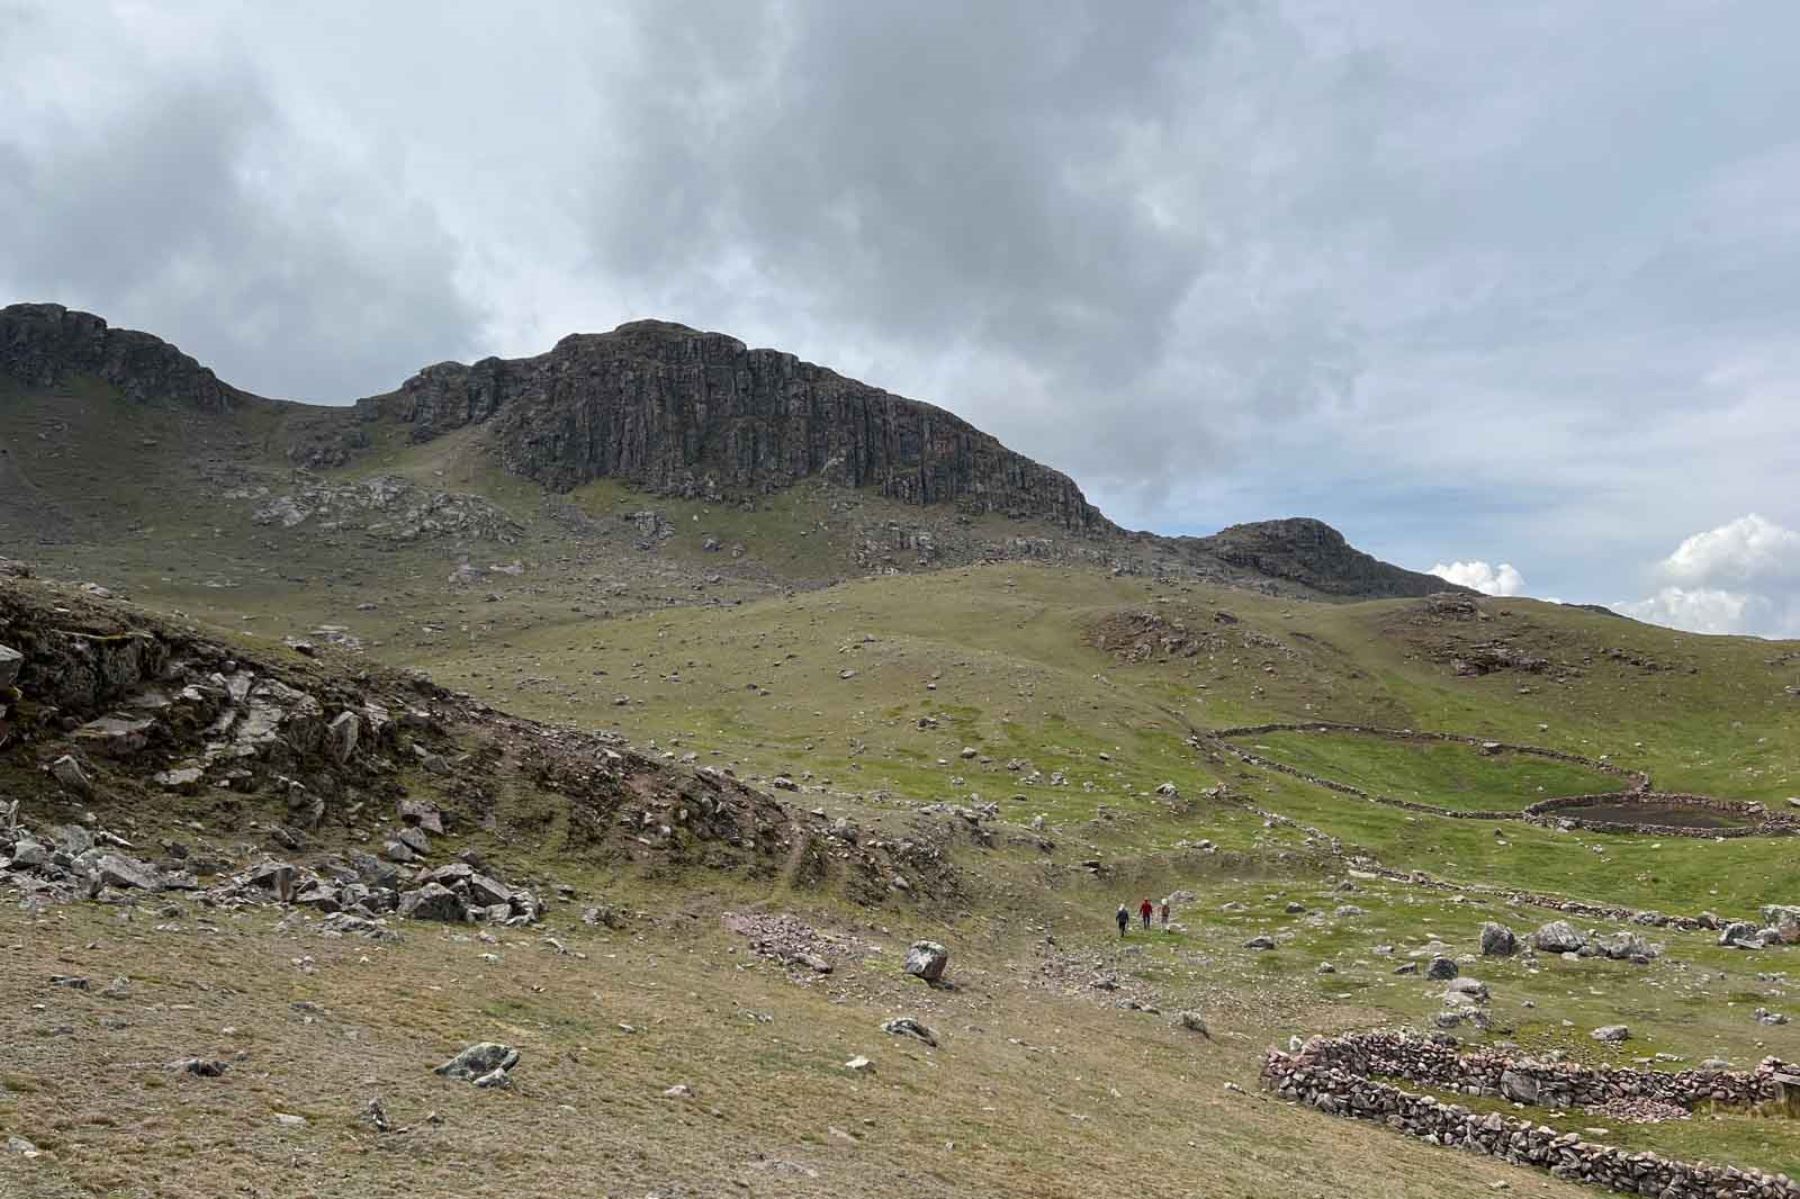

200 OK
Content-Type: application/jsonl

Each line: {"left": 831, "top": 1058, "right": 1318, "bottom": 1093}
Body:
{"left": 1138, "top": 898, "right": 1154, "bottom": 929}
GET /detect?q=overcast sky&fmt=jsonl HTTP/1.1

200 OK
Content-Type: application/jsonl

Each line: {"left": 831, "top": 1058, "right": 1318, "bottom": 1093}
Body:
{"left": 4, "top": 2, "right": 1798, "bottom": 636}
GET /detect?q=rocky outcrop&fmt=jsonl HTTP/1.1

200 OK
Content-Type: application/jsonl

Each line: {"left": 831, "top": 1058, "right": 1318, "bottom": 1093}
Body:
{"left": 1190, "top": 519, "right": 1462, "bottom": 598}
{"left": 363, "top": 320, "right": 1108, "bottom": 530}
{"left": 0, "top": 303, "right": 243, "bottom": 412}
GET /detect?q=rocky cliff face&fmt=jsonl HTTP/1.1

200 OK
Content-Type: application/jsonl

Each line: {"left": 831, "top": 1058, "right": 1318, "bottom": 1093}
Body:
{"left": 0, "top": 303, "right": 243, "bottom": 412}
{"left": 365, "top": 320, "right": 1110, "bottom": 531}
{"left": 1194, "top": 518, "right": 1457, "bottom": 598}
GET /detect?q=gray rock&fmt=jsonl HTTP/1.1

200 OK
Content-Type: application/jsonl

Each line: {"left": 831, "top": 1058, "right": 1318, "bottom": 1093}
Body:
{"left": 1444, "top": 977, "right": 1489, "bottom": 1004}
{"left": 434, "top": 1041, "right": 519, "bottom": 1082}
{"left": 72, "top": 715, "right": 155, "bottom": 756}
{"left": 1719, "top": 920, "right": 1764, "bottom": 949}
{"left": 52, "top": 824, "right": 93, "bottom": 855}
{"left": 1532, "top": 920, "right": 1585, "bottom": 953}
{"left": 50, "top": 754, "right": 93, "bottom": 796}
{"left": 153, "top": 766, "right": 205, "bottom": 792}
{"left": 398, "top": 883, "right": 466, "bottom": 923}
{"left": 581, "top": 904, "right": 625, "bottom": 930}
{"left": 1243, "top": 934, "right": 1277, "bottom": 950}
{"left": 1590, "top": 1024, "right": 1631, "bottom": 1044}
{"left": 1499, "top": 1068, "right": 1539, "bottom": 1104}
{"left": 0, "top": 644, "right": 22, "bottom": 688}
{"left": 1479, "top": 922, "right": 1517, "bottom": 957}
{"left": 8, "top": 839, "right": 47, "bottom": 870}
{"left": 94, "top": 853, "right": 163, "bottom": 891}
{"left": 466, "top": 874, "right": 513, "bottom": 908}
{"left": 321, "top": 912, "right": 398, "bottom": 939}
{"left": 1426, "top": 956, "right": 1459, "bottom": 980}
{"left": 326, "top": 711, "right": 360, "bottom": 764}
{"left": 881, "top": 1016, "right": 938, "bottom": 1047}
{"left": 1172, "top": 1010, "right": 1211, "bottom": 1037}
{"left": 398, "top": 798, "right": 445, "bottom": 835}
{"left": 903, "top": 940, "right": 949, "bottom": 982}
{"left": 1593, "top": 930, "right": 1656, "bottom": 961}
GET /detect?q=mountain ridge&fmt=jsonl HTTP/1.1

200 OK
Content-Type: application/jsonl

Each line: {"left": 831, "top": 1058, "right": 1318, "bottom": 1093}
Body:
{"left": 0, "top": 301, "right": 1461, "bottom": 600}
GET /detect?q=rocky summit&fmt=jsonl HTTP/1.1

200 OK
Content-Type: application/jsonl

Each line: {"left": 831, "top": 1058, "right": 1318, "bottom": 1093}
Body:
{"left": 0, "top": 302, "right": 1453, "bottom": 599}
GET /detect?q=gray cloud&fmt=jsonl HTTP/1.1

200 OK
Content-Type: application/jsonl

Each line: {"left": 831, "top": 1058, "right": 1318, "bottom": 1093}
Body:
{"left": 2, "top": 1, "right": 1797, "bottom": 632}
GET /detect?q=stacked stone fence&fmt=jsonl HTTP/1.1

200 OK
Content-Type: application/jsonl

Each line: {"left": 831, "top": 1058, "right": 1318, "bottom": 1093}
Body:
{"left": 1211, "top": 721, "right": 1648, "bottom": 786}
{"left": 1205, "top": 724, "right": 1792, "bottom": 838}
{"left": 1264, "top": 1032, "right": 1800, "bottom": 1199}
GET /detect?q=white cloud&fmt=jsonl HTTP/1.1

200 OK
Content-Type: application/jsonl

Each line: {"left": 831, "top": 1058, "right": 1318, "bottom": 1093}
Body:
{"left": 1613, "top": 587, "right": 1764, "bottom": 636}
{"left": 1612, "top": 514, "right": 1800, "bottom": 637}
{"left": 1661, "top": 513, "right": 1800, "bottom": 587}
{"left": 1428, "top": 560, "right": 1525, "bottom": 597}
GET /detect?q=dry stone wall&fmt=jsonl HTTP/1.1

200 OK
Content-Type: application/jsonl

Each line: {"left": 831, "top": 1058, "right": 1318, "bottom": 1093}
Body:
{"left": 1211, "top": 723, "right": 1793, "bottom": 838}
{"left": 1265, "top": 1032, "right": 1800, "bottom": 1199}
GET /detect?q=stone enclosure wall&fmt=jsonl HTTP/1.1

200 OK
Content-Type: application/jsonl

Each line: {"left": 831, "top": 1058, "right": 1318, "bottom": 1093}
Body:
{"left": 1209, "top": 722, "right": 1793, "bottom": 838}
{"left": 1524, "top": 793, "right": 1798, "bottom": 839}
{"left": 1265, "top": 1032, "right": 1800, "bottom": 1199}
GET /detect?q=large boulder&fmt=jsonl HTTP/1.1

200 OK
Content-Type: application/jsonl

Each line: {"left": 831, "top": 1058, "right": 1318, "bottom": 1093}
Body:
{"left": 1591, "top": 1024, "right": 1631, "bottom": 1044}
{"left": 1479, "top": 922, "right": 1517, "bottom": 957}
{"left": 903, "top": 941, "right": 949, "bottom": 983}
{"left": 399, "top": 883, "right": 467, "bottom": 923}
{"left": 1532, "top": 920, "right": 1585, "bottom": 953}
{"left": 1426, "top": 956, "right": 1460, "bottom": 980}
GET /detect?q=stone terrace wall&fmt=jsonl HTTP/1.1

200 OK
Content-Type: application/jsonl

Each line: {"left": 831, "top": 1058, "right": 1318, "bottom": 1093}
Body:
{"left": 1264, "top": 1033, "right": 1800, "bottom": 1199}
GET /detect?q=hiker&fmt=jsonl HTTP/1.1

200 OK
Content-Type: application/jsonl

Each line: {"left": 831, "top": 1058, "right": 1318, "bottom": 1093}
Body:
{"left": 1116, "top": 903, "right": 1129, "bottom": 937}
{"left": 1159, "top": 899, "right": 1170, "bottom": 928}
{"left": 1139, "top": 898, "right": 1154, "bottom": 929}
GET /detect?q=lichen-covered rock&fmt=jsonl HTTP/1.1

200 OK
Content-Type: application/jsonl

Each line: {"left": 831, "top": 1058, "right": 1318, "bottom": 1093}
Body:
{"left": 398, "top": 883, "right": 466, "bottom": 923}
{"left": 1532, "top": 920, "right": 1584, "bottom": 953}
{"left": 903, "top": 940, "right": 948, "bottom": 982}
{"left": 1479, "top": 922, "right": 1517, "bottom": 956}
{"left": 433, "top": 1042, "right": 519, "bottom": 1082}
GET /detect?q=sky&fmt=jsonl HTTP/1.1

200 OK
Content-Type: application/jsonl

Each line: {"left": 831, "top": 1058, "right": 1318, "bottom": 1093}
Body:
{"left": 3, "top": 2, "right": 1798, "bottom": 637}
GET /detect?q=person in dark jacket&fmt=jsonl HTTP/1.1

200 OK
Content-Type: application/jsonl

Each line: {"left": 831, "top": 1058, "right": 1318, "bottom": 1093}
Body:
{"left": 1116, "top": 903, "right": 1130, "bottom": 937}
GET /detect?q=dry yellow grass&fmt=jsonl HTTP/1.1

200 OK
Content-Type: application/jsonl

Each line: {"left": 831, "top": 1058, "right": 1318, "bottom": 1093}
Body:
{"left": 0, "top": 890, "right": 1604, "bottom": 1199}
